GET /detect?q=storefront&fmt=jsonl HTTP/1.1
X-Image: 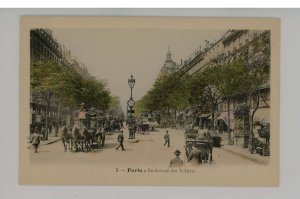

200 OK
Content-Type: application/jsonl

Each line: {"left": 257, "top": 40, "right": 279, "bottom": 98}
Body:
{"left": 197, "top": 113, "right": 212, "bottom": 129}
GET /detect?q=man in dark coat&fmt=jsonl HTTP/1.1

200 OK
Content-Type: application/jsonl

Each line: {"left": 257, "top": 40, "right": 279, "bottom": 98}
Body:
{"left": 164, "top": 130, "right": 170, "bottom": 147}
{"left": 31, "top": 130, "right": 41, "bottom": 153}
{"left": 116, "top": 130, "right": 125, "bottom": 150}
{"left": 170, "top": 149, "right": 184, "bottom": 167}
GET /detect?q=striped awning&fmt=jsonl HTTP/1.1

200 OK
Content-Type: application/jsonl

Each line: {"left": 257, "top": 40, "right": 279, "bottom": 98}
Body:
{"left": 217, "top": 111, "right": 235, "bottom": 130}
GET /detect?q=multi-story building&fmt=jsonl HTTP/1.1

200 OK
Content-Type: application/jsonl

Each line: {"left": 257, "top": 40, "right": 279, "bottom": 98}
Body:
{"left": 182, "top": 30, "right": 269, "bottom": 75}
{"left": 30, "top": 29, "right": 62, "bottom": 64}
{"left": 180, "top": 30, "right": 270, "bottom": 147}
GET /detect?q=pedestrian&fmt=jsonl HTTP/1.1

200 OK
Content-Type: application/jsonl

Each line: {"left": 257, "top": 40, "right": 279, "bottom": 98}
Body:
{"left": 169, "top": 149, "right": 184, "bottom": 167}
{"left": 31, "top": 130, "right": 41, "bottom": 153}
{"left": 187, "top": 145, "right": 202, "bottom": 165}
{"left": 164, "top": 130, "right": 170, "bottom": 147}
{"left": 55, "top": 122, "right": 59, "bottom": 137}
{"left": 230, "top": 130, "right": 235, "bottom": 145}
{"left": 41, "top": 125, "right": 46, "bottom": 141}
{"left": 48, "top": 122, "right": 52, "bottom": 134}
{"left": 116, "top": 130, "right": 125, "bottom": 151}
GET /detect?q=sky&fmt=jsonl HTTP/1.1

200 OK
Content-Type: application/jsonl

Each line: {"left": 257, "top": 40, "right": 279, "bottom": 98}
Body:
{"left": 52, "top": 28, "right": 225, "bottom": 112}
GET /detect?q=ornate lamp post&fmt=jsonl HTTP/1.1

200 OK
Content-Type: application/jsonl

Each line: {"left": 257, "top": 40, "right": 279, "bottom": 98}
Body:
{"left": 127, "top": 75, "right": 135, "bottom": 139}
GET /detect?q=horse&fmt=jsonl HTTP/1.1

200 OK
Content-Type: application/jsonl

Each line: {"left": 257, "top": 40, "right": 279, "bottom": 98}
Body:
{"left": 61, "top": 127, "right": 73, "bottom": 151}
{"left": 92, "top": 128, "right": 105, "bottom": 148}
{"left": 81, "top": 128, "right": 92, "bottom": 152}
{"left": 72, "top": 127, "right": 85, "bottom": 152}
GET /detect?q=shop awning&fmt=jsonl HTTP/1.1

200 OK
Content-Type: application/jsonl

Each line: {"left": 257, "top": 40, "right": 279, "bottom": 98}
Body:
{"left": 198, "top": 113, "right": 211, "bottom": 118}
{"left": 217, "top": 111, "right": 235, "bottom": 130}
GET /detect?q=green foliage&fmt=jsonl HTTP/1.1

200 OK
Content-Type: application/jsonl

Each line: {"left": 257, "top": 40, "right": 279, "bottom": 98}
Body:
{"left": 30, "top": 60, "right": 110, "bottom": 110}
{"left": 136, "top": 71, "right": 190, "bottom": 113}
{"left": 108, "top": 96, "right": 124, "bottom": 116}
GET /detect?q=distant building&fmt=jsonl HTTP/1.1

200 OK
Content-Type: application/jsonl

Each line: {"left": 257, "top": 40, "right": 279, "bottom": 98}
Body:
{"left": 160, "top": 46, "right": 180, "bottom": 74}
{"left": 61, "top": 44, "right": 72, "bottom": 67}
{"left": 69, "top": 56, "right": 93, "bottom": 80}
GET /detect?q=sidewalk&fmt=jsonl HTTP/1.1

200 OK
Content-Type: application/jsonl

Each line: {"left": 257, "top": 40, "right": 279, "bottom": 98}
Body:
{"left": 41, "top": 130, "right": 62, "bottom": 145}
{"left": 220, "top": 134, "right": 270, "bottom": 165}
{"left": 169, "top": 127, "right": 270, "bottom": 165}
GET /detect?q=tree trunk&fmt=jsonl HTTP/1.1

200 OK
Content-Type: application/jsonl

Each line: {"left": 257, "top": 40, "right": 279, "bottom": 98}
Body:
{"left": 174, "top": 109, "right": 177, "bottom": 128}
{"left": 45, "top": 99, "right": 49, "bottom": 140}
{"left": 55, "top": 97, "right": 59, "bottom": 137}
{"left": 211, "top": 102, "right": 216, "bottom": 130}
{"left": 249, "top": 94, "right": 260, "bottom": 153}
{"left": 227, "top": 98, "right": 232, "bottom": 145}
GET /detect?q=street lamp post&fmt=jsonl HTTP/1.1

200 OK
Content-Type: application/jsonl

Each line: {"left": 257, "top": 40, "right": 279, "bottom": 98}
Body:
{"left": 127, "top": 74, "right": 135, "bottom": 139}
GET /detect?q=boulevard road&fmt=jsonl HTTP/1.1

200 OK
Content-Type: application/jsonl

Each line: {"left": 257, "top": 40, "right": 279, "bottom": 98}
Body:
{"left": 29, "top": 127, "right": 257, "bottom": 167}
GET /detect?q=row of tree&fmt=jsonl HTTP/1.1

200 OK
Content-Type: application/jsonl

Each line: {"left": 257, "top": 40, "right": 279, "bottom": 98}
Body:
{"left": 138, "top": 57, "right": 269, "bottom": 117}
{"left": 136, "top": 32, "right": 270, "bottom": 147}
{"left": 31, "top": 61, "right": 111, "bottom": 111}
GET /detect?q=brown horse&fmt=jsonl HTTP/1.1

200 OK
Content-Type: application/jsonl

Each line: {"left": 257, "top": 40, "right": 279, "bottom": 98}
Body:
{"left": 61, "top": 127, "right": 73, "bottom": 151}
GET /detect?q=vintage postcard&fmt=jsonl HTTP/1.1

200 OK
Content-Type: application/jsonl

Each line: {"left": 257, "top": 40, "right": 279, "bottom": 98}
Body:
{"left": 20, "top": 16, "right": 280, "bottom": 186}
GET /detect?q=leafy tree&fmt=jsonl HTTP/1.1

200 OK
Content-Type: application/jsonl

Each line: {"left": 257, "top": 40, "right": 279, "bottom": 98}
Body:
{"left": 30, "top": 60, "right": 111, "bottom": 134}
{"left": 136, "top": 71, "right": 190, "bottom": 125}
{"left": 243, "top": 32, "right": 271, "bottom": 150}
{"left": 216, "top": 58, "right": 249, "bottom": 144}
{"left": 189, "top": 65, "right": 224, "bottom": 128}
{"left": 108, "top": 96, "right": 124, "bottom": 117}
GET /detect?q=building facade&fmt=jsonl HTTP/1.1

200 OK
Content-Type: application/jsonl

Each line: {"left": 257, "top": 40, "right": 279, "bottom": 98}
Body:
{"left": 30, "top": 29, "right": 62, "bottom": 65}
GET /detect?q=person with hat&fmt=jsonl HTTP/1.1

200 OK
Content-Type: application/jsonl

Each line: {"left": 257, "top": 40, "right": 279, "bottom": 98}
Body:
{"left": 116, "top": 130, "right": 125, "bottom": 151}
{"left": 169, "top": 149, "right": 184, "bottom": 167}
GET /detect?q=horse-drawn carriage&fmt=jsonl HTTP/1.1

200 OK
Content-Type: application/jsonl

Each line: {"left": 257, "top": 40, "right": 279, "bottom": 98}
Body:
{"left": 135, "top": 118, "right": 149, "bottom": 134}
{"left": 184, "top": 128, "right": 214, "bottom": 163}
{"left": 61, "top": 125, "right": 106, "bottom": 152}
{"left": 61, "top": 107, "right": 105, "bottom": 152}
{"left": 103, "top": 118, "right": 122, "bottom": 135}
